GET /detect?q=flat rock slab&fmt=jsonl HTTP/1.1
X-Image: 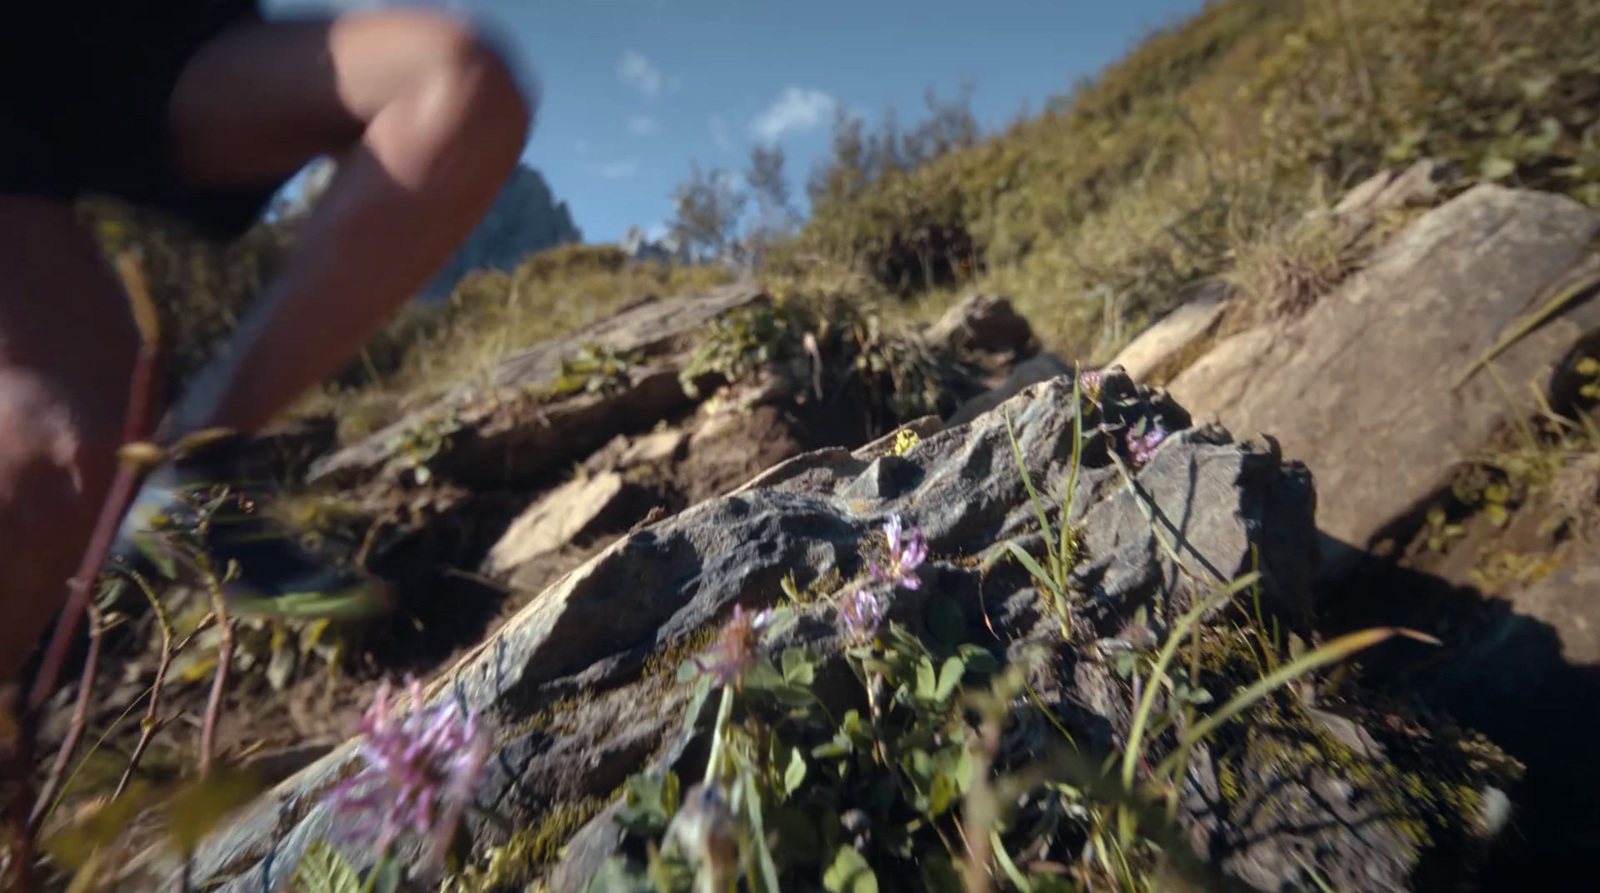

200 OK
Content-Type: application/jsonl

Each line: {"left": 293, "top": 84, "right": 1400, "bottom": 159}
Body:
{"left": 307, "top": 283, "right": 768, "bottom": 487}
{"left": 1168, "top": 184, "right": 1600, "bottom": 564}
{"left": 483, "top": 472, "right": 629, "bottom": 575}
{"left": 1109, "top": 282, "right": 1229, "bottom": 384}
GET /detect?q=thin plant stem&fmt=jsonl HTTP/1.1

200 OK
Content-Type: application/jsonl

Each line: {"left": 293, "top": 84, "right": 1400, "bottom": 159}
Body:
{"left": 116, "top": 573, "right": 178, "bottom": 801}
{"left": 200, "top": 568, "right": 234, "bottom": 778}
{"left": 704, "top": 685, "right": 736, "bottom": 783}
{"left": 29, "top": 603, "right": 105, "bottom": 830}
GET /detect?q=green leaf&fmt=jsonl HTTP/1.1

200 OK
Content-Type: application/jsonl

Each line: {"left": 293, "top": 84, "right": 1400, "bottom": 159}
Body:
{"left": 1481, "top": 155, "right": 1517, "bottom": 181}
{"left": 782, "top": 648, "right": 816, "bottom": 686}
{"left": 935, "top": 656, "right": 965, "bottom": 703}
{"left": 769, "top": 683, "right": 821, "bottom": 709}
{"left": 957, "top": 644, "right": 1000, "bottom": 676}
{"left": 784, "top": 747, "right": 808, "bottom": 796}
{"left": 1113, "top": 651, "right": 1138, "bottom": 679}
{"left": 928, "top": 772, "right": 956, "bottom": 817}
{"left": 741, "top": 656, "right": 786, "bottom": 693}
{"left": 290, "top": 841, "right": 361, "bottom": 893}
{"left": 679, "top": 674, "right": 713, "bottom": 740}
{"left": 915, "top": 656, "right": 937, "bottom": 701}
{"left": 954, "top": 746, "right": 975, "bottom": 793}
{"left": 903, "top": 748, "right": 934, "bottom": 787}
{"left": 824, "top": 846, "right": 879, "bottom": 893}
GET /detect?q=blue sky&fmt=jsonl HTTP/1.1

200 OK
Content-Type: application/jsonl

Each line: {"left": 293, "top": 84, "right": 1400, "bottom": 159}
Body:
{"left": 263, "top": 0, "right": 1210, "bottom": 245}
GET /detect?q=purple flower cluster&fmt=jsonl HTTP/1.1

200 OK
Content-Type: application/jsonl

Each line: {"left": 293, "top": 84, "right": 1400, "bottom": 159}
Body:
{"left": 1077, "top": 367, "right": 1104, "bottom": 396}
{"left": 324, "top": 677, "right": 490, "bottom": 864}
{"left": 1125, "top": 425, "right": 1169, "bottom": 467}
{"left": 869, "top": 515, "right": 928, "bottom": 591}
{"left": 840, "top": 515, "right": 928, "bottom": 644}
{"left": 691, "top": 604, "right": 775, "bottom": 689}
{"left": 838, "top": 587, "right": 886, "bottom": 646}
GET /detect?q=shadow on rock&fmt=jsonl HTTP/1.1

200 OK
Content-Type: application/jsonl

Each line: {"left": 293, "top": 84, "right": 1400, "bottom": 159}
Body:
{"left": 1311, "top": 531, "right": 1600, "bottom": 887}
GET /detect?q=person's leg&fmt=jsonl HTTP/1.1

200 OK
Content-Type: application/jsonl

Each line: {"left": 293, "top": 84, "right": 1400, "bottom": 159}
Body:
{"left": 160, "top": 7, "right": 534, "bottom": 438}
{"left": 0, "top": 198, "right": 139, "bottom": 683}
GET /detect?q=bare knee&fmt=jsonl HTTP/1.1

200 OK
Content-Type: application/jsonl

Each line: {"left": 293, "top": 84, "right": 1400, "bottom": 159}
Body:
{"left": 375, "top": 11, "right": 535, "bottom": 171}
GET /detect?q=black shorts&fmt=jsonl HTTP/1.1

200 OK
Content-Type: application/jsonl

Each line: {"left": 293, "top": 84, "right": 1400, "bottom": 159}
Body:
{"left": 0, "top": 1, "right": 281, "bottom": 242}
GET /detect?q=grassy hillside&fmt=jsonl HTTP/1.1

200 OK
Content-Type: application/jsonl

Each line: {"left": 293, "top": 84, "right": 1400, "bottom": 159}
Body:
{"left": 774, "top": 0, "right": 1600, "bottom": 360}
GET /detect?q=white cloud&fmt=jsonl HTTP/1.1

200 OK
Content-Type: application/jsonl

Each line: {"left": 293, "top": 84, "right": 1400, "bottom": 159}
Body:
{"left": 627, "top": 115, "right": 659, "bottom": 137}
{"left": 710, "top": 115, "right": 732, "bottom": 151}
{"left": 750, "top": 87, "right": 837, "bottom": 142}
{"left": 618, "top": 51, "right": 663, "bottom": 99}
{"left": 593, "top": 160, "right": 641, "bottom": 179}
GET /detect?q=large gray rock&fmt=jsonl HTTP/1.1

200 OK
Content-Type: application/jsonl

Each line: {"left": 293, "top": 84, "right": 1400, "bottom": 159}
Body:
{"left": 164, "top": 373, "right": 1511, "bottom": 893}
{"left": 1168, "top": 184, "right": 1600, "bottom": 571}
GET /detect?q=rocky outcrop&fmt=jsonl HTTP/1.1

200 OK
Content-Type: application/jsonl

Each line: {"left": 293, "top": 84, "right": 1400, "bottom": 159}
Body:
{"left": 307, "top": 283, "right": 771, "bottom": 489}
{"left": 1166, "top": 183, "right": 1600, "bottom": 573}
{"left": 166, "top": 373, "right": 1512, "bottom": 893}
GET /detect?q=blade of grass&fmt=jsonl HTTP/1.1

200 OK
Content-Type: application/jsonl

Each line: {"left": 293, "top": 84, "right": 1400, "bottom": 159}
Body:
{"left": 1000, "top": 541, "right": 1065, "bottom": 603}
{"left": 1058, "top": 375, "right": 1086, "bottom": 574}
{"left": 1004, "top": 409, "right": 1061, "bottom": 581}
{"left": 1156, "top": 626, "right": 1439, "bottom": 778}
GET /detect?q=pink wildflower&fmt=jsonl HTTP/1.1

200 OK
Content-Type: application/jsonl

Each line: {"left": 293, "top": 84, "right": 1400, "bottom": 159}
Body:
{"left": 324, "top": 677, "right": 491, "bottom": 864}
{"left": 1126, "top": 425, "right": 1169, "bottom": 468}
{"left": 691, "top": 605, "right": 774, "bottom": 688}
{"left": 838, "top": 587, "right": 885, "bottom": 645}
{"left": 870, "top": 515, "right": 927, "bottom": 590}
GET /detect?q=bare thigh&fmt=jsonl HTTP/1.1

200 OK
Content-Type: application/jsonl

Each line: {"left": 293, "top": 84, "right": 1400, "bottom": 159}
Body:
{"left": 0, "top": 197, "right": 138, "bottom": 680}
{"left": 167, "top": 7, "right": 527, "bottom": 189}
{"left": 0, "top": 198, "right": 138, "bottom": 419}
